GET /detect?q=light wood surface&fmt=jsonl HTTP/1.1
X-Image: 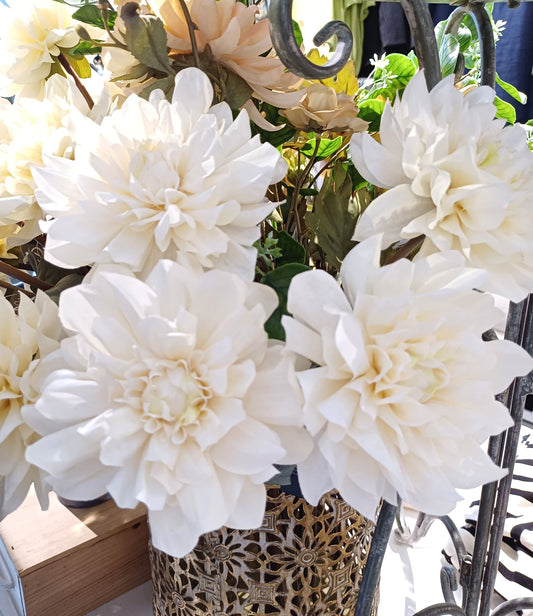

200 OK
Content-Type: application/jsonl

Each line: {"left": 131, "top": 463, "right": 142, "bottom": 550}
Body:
{"left": 0, "top": 490, "right": 151, "bottom": 616}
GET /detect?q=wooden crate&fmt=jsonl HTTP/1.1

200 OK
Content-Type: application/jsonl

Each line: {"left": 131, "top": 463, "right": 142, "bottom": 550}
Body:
{"left": 0, "top": 490, "right": 151, "bottom": 616}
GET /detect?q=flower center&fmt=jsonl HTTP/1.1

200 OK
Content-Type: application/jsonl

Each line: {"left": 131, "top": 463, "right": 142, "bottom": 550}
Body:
{"left": 140, "top": 360, "right": 211, "bottom": 432}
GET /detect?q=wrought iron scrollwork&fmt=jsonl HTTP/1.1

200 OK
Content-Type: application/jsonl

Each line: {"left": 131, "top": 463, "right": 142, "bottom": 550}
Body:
{"left": 268, "top": 0, "right": 353, "bottom": 79}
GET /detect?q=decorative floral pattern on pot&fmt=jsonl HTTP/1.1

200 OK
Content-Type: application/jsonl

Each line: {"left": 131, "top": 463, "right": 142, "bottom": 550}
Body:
{"left": 149, "top": 486, "right": 377, "bottom": 616}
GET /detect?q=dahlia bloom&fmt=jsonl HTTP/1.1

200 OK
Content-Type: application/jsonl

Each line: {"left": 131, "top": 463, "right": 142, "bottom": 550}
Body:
{"left": 24, "top": 261, "right": 311, "bottom": 556}
{"left": 34, "top": 68, "right": 286, "bottom": 280}
{"left": 0, "top": 292, "right": 64, "bottom": 519}
{"left": 0, "top": 0, "right": 80, "bottom": 99}
{"left": 283, "top": 236, "right": 533, "bottom": 518}
{"left": 0, "top": 75, "right": 97, "bottom": 248}
{"left": 147, "top": 0, "right": 303, "bottom": 107}
{"left": 350, "top": 71, "right": 533, "bottom": 302}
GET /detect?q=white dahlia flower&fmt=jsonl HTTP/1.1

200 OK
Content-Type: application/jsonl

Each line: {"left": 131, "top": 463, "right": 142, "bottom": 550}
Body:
{"left": 24, "top": 261, "right": 311, "bottom": 556}
{"left": 350, "top": 71, "right": 533, "bottom": 302}
{"left": 0, "top": 0, "right": 80, "bottom": 99}
{"left": 0, "top": 291, "right": 64, "bottom": 519}
{"left": 33, "top": 68, "right": 286, "bottom": 281}
{"left": 0, "top": 75, "right": 99, "bottom": 248}
{"left": 283, "top": 236, "right": 533, "bottom": 518}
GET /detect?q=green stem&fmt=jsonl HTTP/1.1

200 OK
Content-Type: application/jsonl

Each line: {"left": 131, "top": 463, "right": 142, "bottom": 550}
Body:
{"left": 287, "top": 134, "right": 322, "bottom": 235}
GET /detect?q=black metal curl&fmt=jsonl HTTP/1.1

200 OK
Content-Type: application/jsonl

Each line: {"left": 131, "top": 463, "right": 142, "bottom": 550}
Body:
{"left": 413, "top": 603, "right": 466, "bottom": 616}
{"left": 491, "top": 597, "right": 533, "bottom": 616}
{"left": 440, "top": 566, "right": 459, "bottom": 605}
{"left": 444, "top": 4, "right": 496, "bottom": 89}
{"left": 267, "top": 0, "right": 353, "bottom": 79}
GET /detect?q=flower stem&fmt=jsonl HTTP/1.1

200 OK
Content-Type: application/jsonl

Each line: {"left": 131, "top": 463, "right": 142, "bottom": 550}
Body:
{"left": 287, "top": 133, "right": 322, "bottom": 235}
{"left": 0, "top": 260, "right": 53, "bottom": 291}
{"left": 177, "top": 0, "right": 201, "bottom": 68}
{"left": 0, "top": 278, "right": 34, "bottom": 298}
{"left": 58, "top": 53, "right": 94, "bottom": 110}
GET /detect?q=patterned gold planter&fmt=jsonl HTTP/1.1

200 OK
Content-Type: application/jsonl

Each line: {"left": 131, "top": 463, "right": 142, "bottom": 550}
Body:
{"left": 150, "top": 486, "right": 377, "bottom": 615}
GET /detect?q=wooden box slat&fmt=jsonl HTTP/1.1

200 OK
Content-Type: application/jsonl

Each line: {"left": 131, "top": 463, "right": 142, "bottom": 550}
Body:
{"left": 0, "top": 490, "right": 151, "bottom": 616}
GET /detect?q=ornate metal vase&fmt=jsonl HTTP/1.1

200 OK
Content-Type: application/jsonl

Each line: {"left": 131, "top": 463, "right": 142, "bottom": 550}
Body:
{"left": 149, "top": 486, "right": 377, "bottom": 615}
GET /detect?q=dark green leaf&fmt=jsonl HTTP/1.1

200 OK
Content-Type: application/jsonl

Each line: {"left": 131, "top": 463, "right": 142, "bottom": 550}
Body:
{"left": 224, "top": 70, "right": 253, "bottom": 110}
{"left": 306, "top": 160, "right": 356, "bottom": 268}
{"left": 261, "top": 263, "right": 310, "bottom": 340}
{"left": 357, "top": 98, "right": 385, "bottom": 132}
{"left": 122, "top": 5, "right": 173, "bottom": 75}
{"left": 275, "top": 231, "right": 306, "bottom": 266}
{"left": 344, "top": 162, "right": 369, "bottom": 192}
{"left": 495, "top": 73, "right": 527, "bottom": 105}
{"left": 139, "top": 76, "right": 175, "bottom": 101}
{"left": 73, "top": 4, "right": 116, "bottom": 30}
{"left": 45, "top": 273, "right": 86, "bottom": 304}
{"left": 254, "top": 103, "right": 297, "bottom": 147}
{"left": 301, "top": 136, "right": 343, "bottom": 159}
{"left": 494, "top": 96, "right": 516, "bottom": 124}
{"left": 439, "top": 33, "right": 460, "bottom": 78}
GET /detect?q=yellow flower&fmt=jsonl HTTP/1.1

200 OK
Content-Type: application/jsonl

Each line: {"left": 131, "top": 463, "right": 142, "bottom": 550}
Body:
{"left": 280, "top": 83, "right": 368, "bottom": 133}
{"left": 147, "top": 0, "right": 303, "bottom": 107}
{"left": 305, "top": 49, "right": 358, "bottom": 97}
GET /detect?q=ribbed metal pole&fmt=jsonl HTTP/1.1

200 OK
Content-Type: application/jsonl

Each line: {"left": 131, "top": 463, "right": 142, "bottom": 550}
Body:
{"left": 353, "top": 501, "right": 397, "bottom": 616}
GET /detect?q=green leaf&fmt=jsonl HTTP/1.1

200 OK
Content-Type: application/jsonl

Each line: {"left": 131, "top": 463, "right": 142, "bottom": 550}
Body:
{"left": 224, "top": 70, "right": 253, "bottom": 110}
{"left": 305, "top": 160, "right": 356, "bottom": 269}
{"left": 371, "top": 53, "right": 417, "bottom": 100}
{"left": 73, "top": 5, "right": 116, "bottom": 30}
{"left": 70, "top": 40, "right": 103, "bottom": 55}
{"left": 46, "top": 273, "right": 86, "bottom": 305}
{"left": 456, "top": 24, "right": 473, "bottom": 53}
{"left": 121, "top": 5, "right": 173, "bottom": 75}
{"left": 275, "top": 231, "right": 306, "bottom": 266}
{"left": 292, "top": 20, "right": 304, "bottom": 48}
{"left": 301, "top": 136, "right": 343, "bottom": 159}
{"left": 139, "top": 76, "right": 175, "bottom": 101}
{"left": 439, "top": 33, "right": 460, "bottom": 78}
{"left": 495, "top": 73, "right": 527, "bottom": 105}
{"left": 494, "top": 96, "right": 516, "bottom": 124}
{"left": 261, "top": 263, "right": 310, "bottom": 340}
{"left": 356, "top": 98, "right": 385, "bottom": 132}
{"left": 254, "top": 102, "right": 297, "bottom": 147}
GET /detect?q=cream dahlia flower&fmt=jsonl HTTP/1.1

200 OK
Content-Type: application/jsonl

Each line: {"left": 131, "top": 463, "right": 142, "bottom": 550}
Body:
{"left": 147, "top": 0, "right": 303, "bottom": 107}
{"left": 280, "top": 83, "right": 368, "bottom": 133}
{"left": 283, "top": 236, "right": 533, "bottom": 518}
{"left": 0, "top": 291, "right": 64, "bottom": 519}
{"left": 350, "top": 71, "right": 533, "bottom": 302}
{"left": 24, "top": 261, "right": 311, "bottom": 556}
{"left": 34, "top": 68, "right": 286, "bottom": 281}
{"left": 0, "top": 75, "right": 96, "bottom": 248}
{"left": 0, "top": 0, "right": 80, "bottom": 99}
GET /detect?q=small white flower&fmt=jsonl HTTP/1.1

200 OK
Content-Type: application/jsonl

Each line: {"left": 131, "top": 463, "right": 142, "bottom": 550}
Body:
{"left": 33, "top": 68, "right": 287, "bottom": 281}
{"left": 283, "top": 236, "right": 533, "bottom": 518}
{"left": 350, "top": 71, "right": 533, "bottom": 302}
{"left": 25, "top": 261, "right": 311, "bottom": 557}
{"left": 0, "top": 0, "right": 80, "bottom": 99}
{"left": 0, "top": 75, "right": 98, "bottom": 248}
{"left": 0, "top": 291, "right": 63, "bottom": 519}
